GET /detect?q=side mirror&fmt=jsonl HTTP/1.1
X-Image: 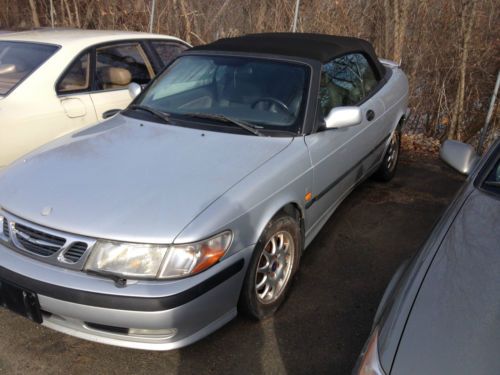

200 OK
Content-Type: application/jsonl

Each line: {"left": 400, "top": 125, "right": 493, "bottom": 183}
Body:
{"left": 128, "top": 82, "right": 142, "bottom": 99}
{"left": 324, "top": 107, "right": 363, "bottom": 129}
{"left": 440, "top": 140, "right": 479, "bottom": 175}
{"left": 102, "top": 109, "right": 121, "bottom": 119}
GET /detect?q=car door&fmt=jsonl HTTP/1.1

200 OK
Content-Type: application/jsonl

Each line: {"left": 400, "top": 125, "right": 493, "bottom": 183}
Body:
{"left": 89, "top": 42, "right": 156, "bottom": 120}
{"left": 56, "top": 51, "right": 98, "bottom": 132}
{"left": 304, "top": 53, "right": 387, "bottom": 230}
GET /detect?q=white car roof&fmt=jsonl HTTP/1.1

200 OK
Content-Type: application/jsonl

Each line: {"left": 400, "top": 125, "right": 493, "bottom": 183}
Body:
{"left": 0, "top": 28, "right": 186, "bottom": 47}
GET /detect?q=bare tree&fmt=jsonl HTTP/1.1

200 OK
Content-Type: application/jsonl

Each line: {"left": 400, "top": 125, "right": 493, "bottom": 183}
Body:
{"left": 28, "top": 0, "right": 40, "bottom": 27}
{"left": 0, "top": 0, "right": 498, "bottom": 147}
{"left": 448, "top": 0, "right": 478, "bottom": 140}
{"left": 392, "top": 0, "right": 410, "bottom": 63}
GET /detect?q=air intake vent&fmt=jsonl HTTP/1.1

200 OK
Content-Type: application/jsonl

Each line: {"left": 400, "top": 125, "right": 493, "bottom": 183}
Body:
{"left": 2, "top": 218, "right": 9, "bottom": 237}
{"left": 13, "top": 223, "right": 66, "bottom": 256}
{"left": 63, "top": 242, "right": 88, "bottom": 263}
{"left": 1, "top": 212, "right": 95, "bottom": 271}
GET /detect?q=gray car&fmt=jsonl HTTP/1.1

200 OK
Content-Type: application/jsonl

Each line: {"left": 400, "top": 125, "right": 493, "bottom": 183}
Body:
{"left": 0, "top": 33, "right": 408, "bottom": 350}
{"left": 353, "top": 138, "right": 500, "bottom": 374}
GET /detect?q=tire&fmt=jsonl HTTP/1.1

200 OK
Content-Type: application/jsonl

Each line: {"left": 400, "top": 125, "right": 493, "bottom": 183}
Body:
{"left": 373, "top": 129, "right": 401, "bottom": 182}
{"left": 239, "top": 213, "right": 301, "bottom": 320}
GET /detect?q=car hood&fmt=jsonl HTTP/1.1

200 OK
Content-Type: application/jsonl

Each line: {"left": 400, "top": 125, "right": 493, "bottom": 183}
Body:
{"left": 0, "top": 115, "right": 292, "bottom": 243}
{"left": 391, "top": 190, "right": 500, "bottom": 374}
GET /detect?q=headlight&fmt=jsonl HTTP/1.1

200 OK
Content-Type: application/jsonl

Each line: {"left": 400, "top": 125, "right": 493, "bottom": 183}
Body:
{"left": 353, "top": 327, "right": 386, "bottom": 375}
{"left": 85, "top": 231, "right": 232, "bottom": 279}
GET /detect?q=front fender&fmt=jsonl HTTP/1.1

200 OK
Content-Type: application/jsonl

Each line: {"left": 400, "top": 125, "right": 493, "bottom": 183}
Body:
{"left": 174, "top": 137, "right": 313, "bottom": 257}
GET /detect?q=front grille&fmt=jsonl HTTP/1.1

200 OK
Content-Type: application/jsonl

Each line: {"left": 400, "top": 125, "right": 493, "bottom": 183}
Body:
{"left": 2, "top": 218, "right": 8, "bottom": 237}
{"left": 14, "top": 223, "right": 66, "bottom": 256}
{"left": 63, "top": 242, "right": 88, "bottom": 263}
{"left": 1, "top": 211, "right": 96, "bottom": 270}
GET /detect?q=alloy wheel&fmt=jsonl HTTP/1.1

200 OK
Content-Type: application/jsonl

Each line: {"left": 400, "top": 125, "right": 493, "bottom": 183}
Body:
{"left": 386, "top": 132, "right": 400, "bottom": 171}
{"left": 255, "top": 231, "right": 295, "bottom": 304}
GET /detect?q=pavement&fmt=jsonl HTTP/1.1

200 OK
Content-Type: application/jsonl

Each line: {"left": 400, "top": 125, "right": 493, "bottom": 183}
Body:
{"left": 0, "top": 156, "right": 464, "bottom": 375}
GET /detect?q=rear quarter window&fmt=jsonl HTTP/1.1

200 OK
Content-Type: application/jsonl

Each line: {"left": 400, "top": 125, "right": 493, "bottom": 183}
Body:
{"left": 0, "top": 41, "right": 59, "bottom": 95}
{"left": 151, "top": 41, "right": 188, "bottom": 68}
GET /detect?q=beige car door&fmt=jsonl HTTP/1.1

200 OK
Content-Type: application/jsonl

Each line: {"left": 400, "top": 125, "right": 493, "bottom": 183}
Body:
{"left": 57, "top": 51, "right": 98, "bottom": 130}
{"left": 89, "top": 42, "right": 155, "bottom": 120}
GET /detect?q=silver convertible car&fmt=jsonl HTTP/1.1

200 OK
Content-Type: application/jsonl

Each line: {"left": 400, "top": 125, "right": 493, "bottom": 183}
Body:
{"left": 353, "top": 139, "right": 500, "bottom": 374}
{"left": 0, "top": 33, "right": 408, "bottom": 350}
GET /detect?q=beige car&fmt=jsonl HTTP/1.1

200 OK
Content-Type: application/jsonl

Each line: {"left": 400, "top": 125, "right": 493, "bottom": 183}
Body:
{"left": 0, "top": 29, "right": 189, "bottom": 168}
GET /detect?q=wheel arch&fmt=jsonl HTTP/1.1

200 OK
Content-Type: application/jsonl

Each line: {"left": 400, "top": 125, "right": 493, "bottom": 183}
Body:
{"left": 254, "top": 200, "right": 306, "bottom": 256}
{"left": 396, "top": 112, "right": 407, "bottom": 132}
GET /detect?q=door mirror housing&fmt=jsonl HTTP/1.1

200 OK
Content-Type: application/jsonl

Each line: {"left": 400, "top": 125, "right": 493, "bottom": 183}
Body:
{"left": 440, "top": 140, "right": 479, "bottom": 175}
{"left": 128, "top": 82, "right": 142, "bottom": 99}
{"left": 102, "top": 109, "right": 121, "bottom": 119}
{"left": 324, "top": 107, "right": 363, "bottom": 129}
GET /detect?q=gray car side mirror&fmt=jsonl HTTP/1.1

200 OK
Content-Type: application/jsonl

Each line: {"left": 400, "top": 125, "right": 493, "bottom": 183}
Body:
{"left": 440, "top": 140, "right": 479, "bottom": 175}
{"left": 324, "top": 107, "right": 363, "bottom": 129}
{"left": 128, "top": 82, "right": 142, "bottom": 99}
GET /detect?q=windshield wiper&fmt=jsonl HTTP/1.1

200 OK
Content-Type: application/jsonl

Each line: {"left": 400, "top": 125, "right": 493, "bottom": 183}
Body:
{"left": 128, "top": 104, "right": 171, "bottom": 124}
{"left": 183, "top": 112, "right": 264, "bottom": 137}
{"left": 483, "top": 180, "right": 500, "bottom": 188}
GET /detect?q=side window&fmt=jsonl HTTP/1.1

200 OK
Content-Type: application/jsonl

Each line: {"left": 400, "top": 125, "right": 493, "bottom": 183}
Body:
{"left": 57, "top": 53, "right": 90, "bottom": 93}
{"left": 95, "top": 43, "right": 154, "bottom": 90}
{"left": 319, "top": 53, "right": 379, "bottom": 116}
{"left": 151, "top": 42, "right": 188, "bottom": 68}
{"left": 356, "top": 54, "right": 378, "bottom": 95}
{"left": 482, "top": 157, "right": 500, "bottom": 196}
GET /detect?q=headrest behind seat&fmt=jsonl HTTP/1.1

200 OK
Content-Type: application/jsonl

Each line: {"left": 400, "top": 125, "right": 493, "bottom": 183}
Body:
{"left": 0, "top": 64, "right": 16, "bottom": 74}
{"left": 101, "top": 67, "right": 132, "bottom": 88}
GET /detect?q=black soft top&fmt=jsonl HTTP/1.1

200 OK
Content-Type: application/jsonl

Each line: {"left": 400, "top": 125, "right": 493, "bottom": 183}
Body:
{"left": 191, "top": 33, "right": 385, "bottom": 77}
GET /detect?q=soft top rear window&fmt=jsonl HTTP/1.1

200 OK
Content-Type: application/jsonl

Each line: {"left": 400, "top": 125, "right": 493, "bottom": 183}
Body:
{"left": 0, "top": 41, "right": 59, "bottom": 95}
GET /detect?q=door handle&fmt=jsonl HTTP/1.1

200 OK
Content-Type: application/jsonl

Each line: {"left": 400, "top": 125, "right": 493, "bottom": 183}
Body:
{"left": 102, "top": 109, "right": 121, "bottom": 119}
{"left": 366, "top": 110, "right": 375, "bottom": 121}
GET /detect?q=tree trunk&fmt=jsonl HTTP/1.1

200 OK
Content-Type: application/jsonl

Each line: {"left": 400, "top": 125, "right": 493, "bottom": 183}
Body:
{"left": 73, "top": 0, "right": 81, "bottom": 28}
{"left": 393, "top": 0, "right": 410, "bottom": 63}
{"left": 28, "top": 0, "right": 40, "bottom": 27}
{"left": 63, "top": 0, "right": 74, "bottom": 26}
{"left": 178, "top": 0, "right": 192, "bottom": 44}
{"left": 384, "top": 0, "right": 391, "bottom": 58}
{"left": 448, "top": 0, "right": 478, "bottom": 140}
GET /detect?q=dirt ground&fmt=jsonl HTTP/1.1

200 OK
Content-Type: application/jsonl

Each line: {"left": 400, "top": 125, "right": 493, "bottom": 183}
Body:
{"left": 0, "top": 156, "right": 464, "bottom": 375}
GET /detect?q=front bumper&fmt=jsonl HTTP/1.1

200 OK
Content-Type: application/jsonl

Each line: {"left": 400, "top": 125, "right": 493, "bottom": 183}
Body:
{"left": 0, "top": 242, "right": 252, "bottom": 350}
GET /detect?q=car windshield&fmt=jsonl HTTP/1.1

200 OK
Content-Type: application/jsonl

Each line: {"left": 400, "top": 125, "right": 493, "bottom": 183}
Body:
{"left": 0, "top": 41, "right": 59, "bottom": 96}
{"left": 135, "top": 55, "right": 310, "bottom": 133}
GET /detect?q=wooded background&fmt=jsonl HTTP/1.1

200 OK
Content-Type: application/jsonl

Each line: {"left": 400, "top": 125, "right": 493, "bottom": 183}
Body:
{"left": 1, "top": 0, "right": 499, "bottom": 147}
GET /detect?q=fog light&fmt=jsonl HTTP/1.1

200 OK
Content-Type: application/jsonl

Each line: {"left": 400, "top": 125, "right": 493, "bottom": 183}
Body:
{"left": 128, "top": 328, "right": 177, "bottom": 339}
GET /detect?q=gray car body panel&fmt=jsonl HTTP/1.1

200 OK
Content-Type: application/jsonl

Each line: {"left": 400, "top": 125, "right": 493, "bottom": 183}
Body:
{"left": 391, "top": 190, "right": 500, "bottom": 374}
{"left": 0, "top": 239, "right": 253, "bottom": 350}
{"left": 375, "top": 139, "right": 500, "bottom": 374}
{"left": 0, "top": 115, "right": 292, "bottom": 243}
{"left": 0, "top": 50, "right": 409, "bottom": 349}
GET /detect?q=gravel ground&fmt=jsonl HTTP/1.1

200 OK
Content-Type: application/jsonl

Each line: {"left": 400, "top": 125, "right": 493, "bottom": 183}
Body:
{"left": 0, "top": 156, "right": 464, "bottom": 375}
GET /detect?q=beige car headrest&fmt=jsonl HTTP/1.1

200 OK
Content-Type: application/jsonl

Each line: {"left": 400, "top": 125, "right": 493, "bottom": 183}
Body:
{"left": 101, "top": 67, "right": 132, "bottom": 86}
{"left": 0, "top": 64, "right": 16, "bottom": 74}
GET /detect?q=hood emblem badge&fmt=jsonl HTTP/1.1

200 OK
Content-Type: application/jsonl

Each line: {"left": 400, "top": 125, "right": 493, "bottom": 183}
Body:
{"left": 41, "top": 206, "right": 52, "bottom": 216}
